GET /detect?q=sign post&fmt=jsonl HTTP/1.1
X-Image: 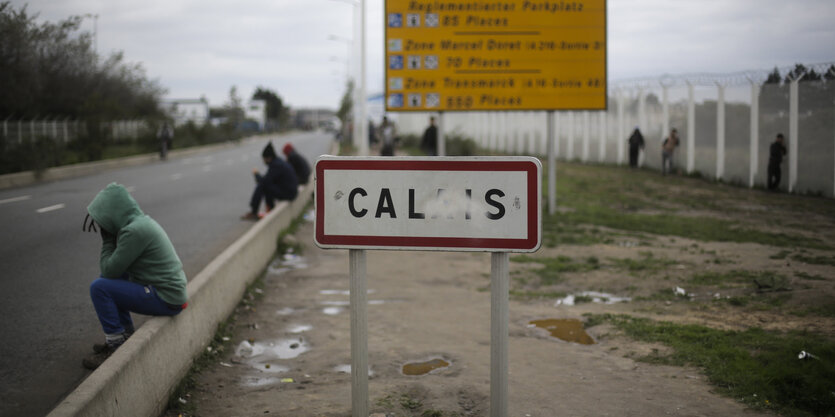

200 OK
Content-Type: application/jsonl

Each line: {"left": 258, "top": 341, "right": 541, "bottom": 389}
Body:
{"left": 315, "top": 156, "right": 541, "bottom": 417}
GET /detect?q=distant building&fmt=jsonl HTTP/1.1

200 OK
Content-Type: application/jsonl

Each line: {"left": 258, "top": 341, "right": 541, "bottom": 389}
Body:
{"left": 161, "top": 98, "right": 209, "bottom": 127}
{"left": 292, "top": 108, "right": 337, "bottom": 130}
{"left": 245, "top": 99, "right": 267, "bottom": 131}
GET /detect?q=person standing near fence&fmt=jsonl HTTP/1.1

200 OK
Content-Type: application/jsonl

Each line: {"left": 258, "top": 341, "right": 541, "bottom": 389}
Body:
{"left": 379, "top": 116, "right": 397, "bottom": 156}
{"left": 767, "top": 133, "right": 787, "bottom": 191}
{"left": 421, "top": 116, "right": 438, "bottom": 156}
{"left": 661, "top": 128, "right": 680, "bottom": 175}
{"left": 627, "top": 127, "right": 645, "bottom": 168}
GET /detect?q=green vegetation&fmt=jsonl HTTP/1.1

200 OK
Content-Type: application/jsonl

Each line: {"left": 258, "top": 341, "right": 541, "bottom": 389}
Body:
{"left": 511, "top": 254, "right": 600, "bottom": 285}
{"left": 609, "top": 251, "right": 677, "bottom": 276}
{"left": 793, "top": 254, "right": 835, "bottom": 266}
{"left": 795, "top": 271, "right": 828, "bottom": 281}
{"left": 688, "top": 270, "right": 786, "bottom": 288}
{"left": 541, "top": 162, "right": 830, "bottom": 250}
{"left": 585, "top": 314, "right": 835, "bottom": 416}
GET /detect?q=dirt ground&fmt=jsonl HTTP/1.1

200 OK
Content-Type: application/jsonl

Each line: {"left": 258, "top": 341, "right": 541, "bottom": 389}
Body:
{"left": 175, "top": 221, "right": 779, "bottom": 416}
{"left": 172, "top": 162, "right": 835, "bottom": 417}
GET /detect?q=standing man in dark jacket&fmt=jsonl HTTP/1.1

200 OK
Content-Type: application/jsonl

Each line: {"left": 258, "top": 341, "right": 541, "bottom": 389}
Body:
{"left": 767, "top": 133, "right": 787, "bottom": 191}
{"left": 628, "top": 127, "right": 645, "bottom": 168}
{"left": 282, "top": 142, "right": 311, "bottom": 185}
{"left": 242, "top": 142, "right": 298, "bottom": 220}
{"left": 421, "top": 116, "right": 438, "bottom": 156}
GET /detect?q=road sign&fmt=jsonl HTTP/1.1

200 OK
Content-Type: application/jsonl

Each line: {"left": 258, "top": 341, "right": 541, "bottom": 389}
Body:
{"left": 384, "top": 0, "right": 607, "bottom": 112}
{"left": 314, "top": 156, "right": 541, "bottom": 252}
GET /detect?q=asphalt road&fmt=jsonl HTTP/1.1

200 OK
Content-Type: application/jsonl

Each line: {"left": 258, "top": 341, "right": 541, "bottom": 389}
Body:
{"left": 0, "top": 131, "right": 333, "bottom": 417}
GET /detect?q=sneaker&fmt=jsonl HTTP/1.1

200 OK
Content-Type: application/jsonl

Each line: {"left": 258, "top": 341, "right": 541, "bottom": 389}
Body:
{"left": 240, "top": 212, "right": 259, "bottom": 221}
{"left": 82, "top": 343, "right": 120, "bottom": 370}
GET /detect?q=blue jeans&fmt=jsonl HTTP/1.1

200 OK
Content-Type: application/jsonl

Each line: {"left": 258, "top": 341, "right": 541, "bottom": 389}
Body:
{"left": 249, "top": 182, "right": 297, "bottom": 214}
{"left": 89, "top": 275, "right": 183, "bottom": 335}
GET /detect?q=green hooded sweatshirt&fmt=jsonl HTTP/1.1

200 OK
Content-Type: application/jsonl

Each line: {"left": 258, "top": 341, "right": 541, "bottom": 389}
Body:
{"left": 87, "top": 183, "right": 187, "bottom": 305}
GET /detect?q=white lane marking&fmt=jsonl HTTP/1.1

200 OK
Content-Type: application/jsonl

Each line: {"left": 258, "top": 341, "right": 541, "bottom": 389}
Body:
{"left": 125, "top": 186, "right": 137, "bottom": 193}
{"left": 36, "top": 203, "right": 65, "bottom": 213}
{"left": 171, "top": 173, "right": 183, "bottom": 180}
{"left": 0, "top": 195, "right": 31, "bottom": 205}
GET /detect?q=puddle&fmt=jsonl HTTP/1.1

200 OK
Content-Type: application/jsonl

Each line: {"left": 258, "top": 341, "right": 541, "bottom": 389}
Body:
{"left": 268, "top": 253, "right": 308, "bottom": 275}
{"left": 528, "top": 319, "right": 596, "bottom": 345}
{"left": 319, "top": 289, "right": 376, "bottom": 295}
{"left": 334, "top": 364, "right": 375, "bottom": 376}
{"left": 320, "top": 300, "right": 350, "bottom": 306}
{"left": 402, "top": 358, "right": 451, "bottom": 376}
{"left": 235, "top": 338, "right": 310, "bottom": 360}
{"left": 323, "top": 306, "right": 344, "bottom": 315}
{"left": 554, "top": 291, "right": 631, "bottom": 306}
{"left": 287, "top": 324, "right": 312, "bottom": 333}
{"left": 241, "top": 376, "right": 284, "bottom": 387}
{"left": 276, "top": 307, "right": 299, "bottom": 316}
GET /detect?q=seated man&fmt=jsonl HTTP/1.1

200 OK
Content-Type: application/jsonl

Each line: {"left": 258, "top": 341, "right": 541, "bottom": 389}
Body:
{"left": 282, "top": 142, "right": 311, "bottom": 185}
{"left": 82, "top": 183, "right": 188, "bottom": 369}
{"left": 242, "top": 142, "right": 298, "bottom": 220}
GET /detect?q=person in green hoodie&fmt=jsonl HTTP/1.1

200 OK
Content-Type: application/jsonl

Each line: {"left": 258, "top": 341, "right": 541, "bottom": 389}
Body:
{"left": 81, "top": 183, "right": 188, "bottom": 370}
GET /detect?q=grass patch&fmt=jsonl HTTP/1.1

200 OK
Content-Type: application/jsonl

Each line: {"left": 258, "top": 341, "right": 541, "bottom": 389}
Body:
{"left": 543, "top": 162, "right": 830, "bottom": 250}
{"left": 509, "top": 289, "right": 567, "bottom": 300}
{"left": 795, "top": 271, "right": 828, "bottom": 281}
{"left": 609, "top": 251, "right": 677, "bottom": 276}
{"left": 634, "top": 288, "right": 678, "bottom": 302}
{"left": 512, "top": 254, "right": 600, "bottom": 285}
{"left": 688, "top": 270, "right": 786, "bottom": 288}
{"left": 770, "top": 250, "right": 792, "bottom": 260}
{"left": 793, "top": 254, "right": 835, "bottom": 266}
{"left": 584, "top": 314, "right": 835, "bottom": 416}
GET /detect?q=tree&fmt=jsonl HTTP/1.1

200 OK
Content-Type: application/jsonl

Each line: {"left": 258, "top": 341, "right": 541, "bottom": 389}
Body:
{"left": 252, "top": 87, "right": 289, "bottom": 130}
{"left": 336, "top": 79, "right": 354, "bottom": 127}
{"left": 764, "top": 67, "right": 781, "bottom": 84}
{"left": 0, "top": 2, "right": 164, "bottom": 120}
{"left": 225, "top": 85, "right": 244, "bottom": 128}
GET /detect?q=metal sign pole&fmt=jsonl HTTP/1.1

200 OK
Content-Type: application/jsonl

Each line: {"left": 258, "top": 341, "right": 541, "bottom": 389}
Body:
{"left": 490, "top": 252, "right": 509, "bottom": 417}
{"left": 547, "top": 111, "right": 556, "bottom": 215}
{"left": 437, "top": 111, "right": 446, "bottom": 157}
{"left": 349, "top": 249, "right": 368, "bottom": 417}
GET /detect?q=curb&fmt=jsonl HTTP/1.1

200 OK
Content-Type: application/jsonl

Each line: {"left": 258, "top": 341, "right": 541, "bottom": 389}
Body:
{"left": 0, "top": 136, "right": 267, "bottom": 190}
{"left": 46, "top": 141, "right": 335, "bottom": 417}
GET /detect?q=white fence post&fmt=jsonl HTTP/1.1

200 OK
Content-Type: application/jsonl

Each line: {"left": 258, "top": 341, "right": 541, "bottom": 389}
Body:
{"left": 789, "top": 79, "right": 799, "bottom": 193}
{"left": 617, "top": 90, "right": 625, "bottom": 165}
{"left": 581, "top": 111, "right": 590, "bottom": 162}
{"left": 638, "top": 89, "right": 647, "bottom": 167}
{"left": 686, "top": 82, "right": 696, "bottom": 174}
{"left": 716, "top": 83, "right": 726, "bottom": 180}
{"left": 566, "top": 112, "right": 575, "bottom": 160}
{"left": 749, "top": 82, "right": 760, "bottom": 188}
{"left": 598, "top": 111, "right": 606, "bottom": 162}
{"left": 662, "top": 85, "right": 670, "bottom": 143}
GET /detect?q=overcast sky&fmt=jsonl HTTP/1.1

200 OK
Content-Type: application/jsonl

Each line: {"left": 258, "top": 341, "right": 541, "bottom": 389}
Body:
{"left": 13, "top": 0, "right": 835, "bottom": 109}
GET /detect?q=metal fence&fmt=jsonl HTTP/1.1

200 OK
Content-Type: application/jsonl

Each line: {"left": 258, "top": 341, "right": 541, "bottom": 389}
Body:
{"left": 1, "top": 119, "right": 150, "bottom": 144}
{"left": 393, "top": 62, "right": 835, "bottom": 198}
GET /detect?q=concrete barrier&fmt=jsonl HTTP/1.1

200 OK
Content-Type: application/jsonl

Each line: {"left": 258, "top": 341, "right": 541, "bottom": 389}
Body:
{"left": 46, "top": 143, "right": 333, "bottom": 417}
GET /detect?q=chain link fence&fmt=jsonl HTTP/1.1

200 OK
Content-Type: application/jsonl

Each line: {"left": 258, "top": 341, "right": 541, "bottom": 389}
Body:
{"left": 393, "top": 62, "right": 835, "bottom": 198}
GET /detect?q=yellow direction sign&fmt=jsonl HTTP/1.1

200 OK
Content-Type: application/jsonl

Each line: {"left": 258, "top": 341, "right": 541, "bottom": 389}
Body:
{"left": 384, "top": 0, "right": 606, "bottom": 112}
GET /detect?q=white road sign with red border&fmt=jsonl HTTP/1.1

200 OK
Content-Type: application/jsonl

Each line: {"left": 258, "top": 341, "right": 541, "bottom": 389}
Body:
{"left": 314, "top": 156, "right": 541, "bottom": 252}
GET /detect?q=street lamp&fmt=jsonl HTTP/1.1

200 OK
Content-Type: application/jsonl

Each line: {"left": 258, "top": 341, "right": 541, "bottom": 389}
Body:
{"left": 325, "top": 0, "right": 367, "bottom": 155}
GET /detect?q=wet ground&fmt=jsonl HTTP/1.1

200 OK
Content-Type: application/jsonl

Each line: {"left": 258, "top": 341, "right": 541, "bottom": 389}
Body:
{"left": 170, "top": 211, "right": 771, "bottom": 417}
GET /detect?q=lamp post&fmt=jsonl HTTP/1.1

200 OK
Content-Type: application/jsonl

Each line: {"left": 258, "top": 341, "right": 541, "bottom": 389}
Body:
{"left": 325, "top": 0, "right": 367, "bottom": 155}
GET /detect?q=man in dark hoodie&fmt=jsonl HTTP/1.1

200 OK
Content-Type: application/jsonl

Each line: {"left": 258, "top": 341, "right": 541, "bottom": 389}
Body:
{"left": 242, "top": 142, "right": 299, "bottom": 220}
{"left": 628, "top": 127, "right": 645, "bottom": 168}
{"left": 82, "top": 183, "right": 188, "bottom": 369}
{"left": 282, "top": 142, "right": 311, "bottom": 185}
